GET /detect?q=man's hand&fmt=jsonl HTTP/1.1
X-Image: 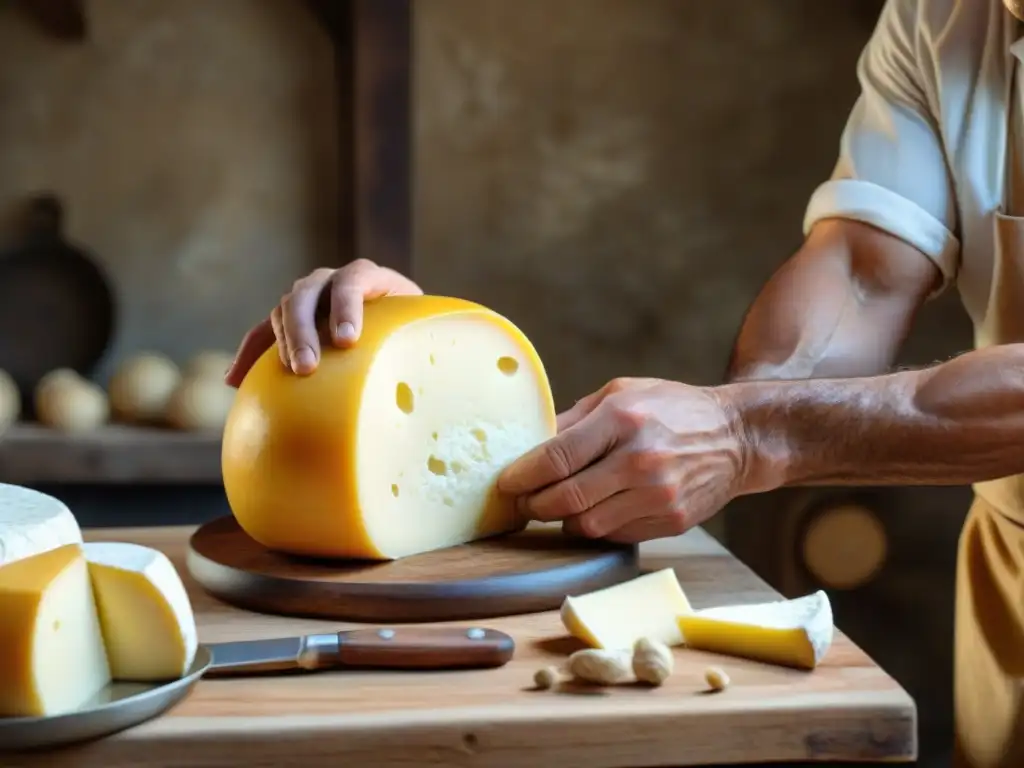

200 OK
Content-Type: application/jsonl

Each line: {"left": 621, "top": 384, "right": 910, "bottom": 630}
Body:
{"left": 497, "top": 377, "right": 765, "bottom": 543}
{"left": 225, "top": 260, "right": 422, "bottom": 387}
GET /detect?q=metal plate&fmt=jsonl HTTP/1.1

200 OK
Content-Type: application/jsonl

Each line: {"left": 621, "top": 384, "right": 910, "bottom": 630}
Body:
{"left": 0, "top": 645, "right": 212, "bottom": 753}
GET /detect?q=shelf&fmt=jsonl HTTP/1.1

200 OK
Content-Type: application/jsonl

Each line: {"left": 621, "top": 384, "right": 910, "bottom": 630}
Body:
{"left": 0, "top": 424, "right": 223, "bottom": 485}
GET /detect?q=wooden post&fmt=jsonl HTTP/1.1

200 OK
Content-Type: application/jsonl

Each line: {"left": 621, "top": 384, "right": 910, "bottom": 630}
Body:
{"left": 307, "top": 0, "right": 414, "bottom": 278}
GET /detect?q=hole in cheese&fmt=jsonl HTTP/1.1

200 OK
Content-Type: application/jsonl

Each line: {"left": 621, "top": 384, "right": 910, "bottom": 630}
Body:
{"left": 427, "top": 456, "right": 448, "bottom": 476}
{"left": 391, "top": 484, "right": 399, "bottom": 497}
{"left": 395, "top": 382, "right": 415, "bottom": 413}
{"left": 497, "top": 356, "right": 519, "bottom": 375}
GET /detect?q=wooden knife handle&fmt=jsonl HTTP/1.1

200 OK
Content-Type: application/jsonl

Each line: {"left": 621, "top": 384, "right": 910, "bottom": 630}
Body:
{"left": 336, "top": 626, "right": 515, "bottom": 669}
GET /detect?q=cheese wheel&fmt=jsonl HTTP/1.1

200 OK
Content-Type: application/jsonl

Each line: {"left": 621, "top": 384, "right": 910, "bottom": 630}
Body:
{"left": 35, "top": 373, "right": 109, "bottom": 433}
{"left": 108, "top": 353, "right": 181, "bottom": 423}
{"left": 0, "top": 368, "right": 20, "bottom": 432}
{"left": 222, "top": 295, "right": 557, "bottom": 560}
{"left": 184, "top": 350, "right": 235, "bottom": 380}
{"left": 0, "top": 483, "right": 83, "bottom": 567}
{"left": 0, "top": 544, "right": 111, "bottom": 717}
{"left": 165, "top": 375, "right": 235, "bottom": 431}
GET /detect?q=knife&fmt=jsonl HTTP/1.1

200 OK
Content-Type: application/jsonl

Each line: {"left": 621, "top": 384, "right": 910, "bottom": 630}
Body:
{"left": 202, "top": 625, "right": 515, "bottom": 677}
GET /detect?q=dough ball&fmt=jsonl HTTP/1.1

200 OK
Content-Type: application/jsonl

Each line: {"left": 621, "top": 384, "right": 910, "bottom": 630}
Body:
{"left": 184, "top": 350, "right": 234, "bottom": 380}
{"left": 165, "top": 375, "right": 236, "bottom": 431}
{"left": 35, "top": 372, "right": 109, "bottom": 433}
{"left": 0, "top": 368, "right": 20, "bottom": 432}
{"left": 108, "top": 353, "right": 181, "bottom": 423}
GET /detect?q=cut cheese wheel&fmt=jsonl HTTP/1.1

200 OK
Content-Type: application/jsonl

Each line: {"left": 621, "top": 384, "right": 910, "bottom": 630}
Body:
{"left": 222, "top": 295, "right": 557, "bottom": 560}
{"left": 677, "top": 589, "right": 834, "bottom": 670}
{"left": 560, "top": 568, "right": 694, "bottom": 650}
{"left": 0, "top": 544, "right": 111, "bottom": 717}
{"left": 85, "top": 542, "right": 198, "bottom": 681}
{"left": 0, "top": 483, "right": 83, "bottom": 567}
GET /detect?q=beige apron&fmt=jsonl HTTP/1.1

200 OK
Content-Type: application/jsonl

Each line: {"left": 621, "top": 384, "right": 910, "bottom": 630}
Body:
{"left": 954, "top": 45, "right": 1024, "bottom": 768}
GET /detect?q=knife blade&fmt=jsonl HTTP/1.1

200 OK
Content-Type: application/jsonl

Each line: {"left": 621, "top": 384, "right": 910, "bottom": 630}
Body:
{"left": 203, "top": 625, "right": 516, "bottom": 677}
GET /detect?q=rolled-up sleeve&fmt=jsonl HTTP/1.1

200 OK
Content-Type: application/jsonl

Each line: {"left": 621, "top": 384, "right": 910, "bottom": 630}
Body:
{"left": 804, "top": 0, "right": 960, "bottom": 292}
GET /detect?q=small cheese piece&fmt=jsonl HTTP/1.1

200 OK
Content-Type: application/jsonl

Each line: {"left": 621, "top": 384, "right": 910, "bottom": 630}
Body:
{"left": 222, "top": 295, "right": 557, "bottom": 560}
{"left": 0, "top": 544, "right": 111, "bottom": 717}
{"left": 560, "top": 568, "right": 694, "bottom": 650}
{"left": 677, "top": 589, "right": 834, "bottom": 670}
{"left": 0, "top": 483, "right": 83, "bottom": 567}
{"left": 84, "top": 542, "right": 198, "bottom": 681}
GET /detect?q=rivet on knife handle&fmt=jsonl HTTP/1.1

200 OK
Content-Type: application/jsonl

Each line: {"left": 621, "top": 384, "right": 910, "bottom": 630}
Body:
{"left": 336, "top": 626, "right": 515, "bottom": 669}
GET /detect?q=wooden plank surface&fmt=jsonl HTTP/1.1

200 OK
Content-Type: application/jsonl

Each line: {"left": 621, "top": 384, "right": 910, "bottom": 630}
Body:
{"left": 0, "top": 424, "right": 221, "bottom": 484}
{"left": 18, "top": 525, "right": 916, "bottom": 767}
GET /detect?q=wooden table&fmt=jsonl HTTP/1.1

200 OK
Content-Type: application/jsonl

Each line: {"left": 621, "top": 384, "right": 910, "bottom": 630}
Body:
{"left": 18, "top": 525, "right": 916, "bottom": 767}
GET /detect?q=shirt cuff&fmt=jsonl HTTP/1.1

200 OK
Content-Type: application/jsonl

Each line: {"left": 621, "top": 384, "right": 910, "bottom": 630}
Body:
{"left": 803, "top": 178, "right": 960, "bottom": 296}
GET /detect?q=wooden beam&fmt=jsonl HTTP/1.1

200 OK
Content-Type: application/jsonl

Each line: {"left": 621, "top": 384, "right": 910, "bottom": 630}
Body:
{"left": 306, "top": 0, "right": 414, "bottom": 278}
{"left": 350, "top": 0, "right": 414, "bottom": 277}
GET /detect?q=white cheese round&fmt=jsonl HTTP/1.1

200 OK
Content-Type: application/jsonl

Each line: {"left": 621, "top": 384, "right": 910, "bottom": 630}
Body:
{"left": 0, "top": 483, "right": 83, "bottom": 567}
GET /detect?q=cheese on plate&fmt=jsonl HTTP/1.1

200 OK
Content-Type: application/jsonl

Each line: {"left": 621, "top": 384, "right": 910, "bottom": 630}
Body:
{"left": 0, "top": 544, "right": 111, "bottom": 717}
{"left": 561, "top": 568, "right": 694, "bottom": 650}
{"left": 85, "top": 541, "right": 198, "bottom": 681}
{"left": 677, "top": 589, "right": 834, "bottom": 670}
{"left": 0, "top": 483, "right": 82, "bottom": 567}
{"left": 222, "top": 295, "right": 557, "bottom": 560}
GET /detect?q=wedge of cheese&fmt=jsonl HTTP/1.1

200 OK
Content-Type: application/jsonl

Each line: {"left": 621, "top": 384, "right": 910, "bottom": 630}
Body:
{"left": 0, "top": 544, "right": 111, "bottom": 717}
{"left": 677, "top": 590, "right": 834, "bottom": 670}
{"left": 561, "top": 568, "right": 694, "bottom": 650}
{"left": 0, "top": 483, "right": 82, "bottom": 567}
{"left": 222, "top": 295, "right": 557, "bottom": 560}
{"left": 84, "top": 542, "right": 198, "bottom": 681}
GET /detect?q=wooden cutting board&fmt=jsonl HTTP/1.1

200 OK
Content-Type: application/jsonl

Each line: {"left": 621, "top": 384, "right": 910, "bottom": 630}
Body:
{"left": 186, "top": 516, "right": 639, "bottom": 622}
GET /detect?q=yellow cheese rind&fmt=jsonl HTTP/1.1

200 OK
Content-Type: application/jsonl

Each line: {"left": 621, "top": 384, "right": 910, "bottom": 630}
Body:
{"left": 677, "top": 590, "right": 834, "bottom": 670}
{"left": 222, "top": 295, "right": 557, "bottom": 561}
{"left": 0, "top": 544, "right": 111, "bottom": 717}
{"left": 560, "top": 568, "right": 694, "bottom": 650}
{"left": 85, "top": 542, "right": 199, "bottom": 682}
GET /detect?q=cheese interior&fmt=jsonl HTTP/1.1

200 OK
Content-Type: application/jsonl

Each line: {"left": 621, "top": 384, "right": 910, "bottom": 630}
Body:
{"left": 677, "top": 589, "right": 834, "bottom": 670}
{"left": 0, "top": 544, "right": 111, "bottom": 717}
{"left": 356, "top": 314, "right": 554, "bottom": 558}
{"left": 85, "top": 541, "right": 199, "bottom": 681}
{"left": 560, "top": 568, "right": 694, "bottom": 650}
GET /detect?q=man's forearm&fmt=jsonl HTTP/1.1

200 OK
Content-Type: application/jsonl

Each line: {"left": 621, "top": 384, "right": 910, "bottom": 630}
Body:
{"left": 722, "top": 344, "right": 1024, "bottom": 492}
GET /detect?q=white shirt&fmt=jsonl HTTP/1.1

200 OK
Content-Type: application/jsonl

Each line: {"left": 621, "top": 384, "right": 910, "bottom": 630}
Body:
{"left": 803, "top": 0, "right": 1023, "bottom": 331}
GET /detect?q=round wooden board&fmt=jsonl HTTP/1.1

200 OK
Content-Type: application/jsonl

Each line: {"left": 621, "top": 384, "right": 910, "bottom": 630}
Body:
{"left": 186, "top": 516, "right": 640, "bottom": 623}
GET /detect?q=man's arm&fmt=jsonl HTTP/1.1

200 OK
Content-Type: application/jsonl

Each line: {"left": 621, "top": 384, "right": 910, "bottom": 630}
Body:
{"left": 726, "top": 218, "right": 940, "bottom": 383}
{"left": 723, "top": 344, "right": 1024, "bottom": 491}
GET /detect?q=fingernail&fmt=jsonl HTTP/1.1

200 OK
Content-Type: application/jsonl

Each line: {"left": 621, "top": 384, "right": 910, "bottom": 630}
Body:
{"left": 334, "top": 322, "right": 356, "bottom": 342}
{"left": 291, "top": 348, "right": 316, "bottom": 373}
